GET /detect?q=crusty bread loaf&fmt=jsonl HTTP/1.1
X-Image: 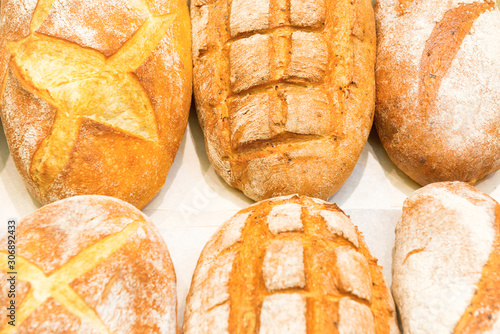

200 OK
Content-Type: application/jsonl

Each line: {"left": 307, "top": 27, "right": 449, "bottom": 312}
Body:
{"left": 393, "top": 182, "right": 500, "bottom": 333}
{"left": 191, "top": 0, "right": 376, "bottom": 201}
{"left": 184, "top": 195, "right": 399, "bottom": 333}
{"left": 0, "top": 0, "right": 192, "bottom": 209}
{"left": 375, "top": 0, "right": 500, "bottom": 186}
{"left": 0, "top": 195, "right": 177, "bottom": 333}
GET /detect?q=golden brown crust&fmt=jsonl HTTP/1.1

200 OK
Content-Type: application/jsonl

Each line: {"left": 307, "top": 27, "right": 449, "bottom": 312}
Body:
{"left": 375, "top": 0, "right": 500, "bottom": 186}
{"left": 184, "top": 195, "right": 398, "bottom": 333}
{"left": 418, "top": 2, "right": 493, "bottom": 114}
{"left": 0, "top": 0, "right": 192, "bottom": 209}
{"left": 191, "top": 0, "right": 376, "bottom": 201}
{"left": 396, "top": 0, "right": 414, "bottom": 14}
{"left": 0, "top": 195, "right": 177, "bottom": 333}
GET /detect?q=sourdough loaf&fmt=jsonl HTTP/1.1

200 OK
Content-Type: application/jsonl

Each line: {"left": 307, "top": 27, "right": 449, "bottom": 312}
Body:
{"left": 375, "top": 0, "right": 500, "bottom": 186}
{"left": 191, "top": 0, "right": 376, "bottom": 201}
{"left": 184, "top": 195, "right": 399, "bottom": 333}
{"left": 393, "top": 182, "right": 500, "bottom": 333}
{"left": 0, "top": 0, "right": 192, "bottom": 209}
{"left": 0, "top": 195, "right": 177, "bottom": 333}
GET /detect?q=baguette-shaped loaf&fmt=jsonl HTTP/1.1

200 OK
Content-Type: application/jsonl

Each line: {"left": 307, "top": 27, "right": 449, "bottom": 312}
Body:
{"left": 393, "top": 182, "right": 500, "bottom": 333}
{"left": 0, "top": 195, "right": 177, "bottom": 334}
{"left": 0, "top": 0, "right": 192, "bottom": 209}
{"left": 184, "top": 195, "right": 398, "bottom": 333}
{"left": 191, "top": 0, "right": 376, "bottom": 201}
{"left": 375, "top": 0, "right": 500, "bottom": 185}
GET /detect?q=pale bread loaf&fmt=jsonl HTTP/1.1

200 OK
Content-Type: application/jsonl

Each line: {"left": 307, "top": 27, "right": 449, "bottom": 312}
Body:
{"left": 375, "top": 0, "right": 500, "bottom": 186}
{"left": 0, "top": 195, "right": 177, "bottom": 333}
{"left": 0, "top": 0, "right": 192, "bottom": 209}
{"left": 191, "top": 0, "right": 377, "bottom": 201}
{"left": 184, "top": 195, "right": 399, "bottom": 333}
{"left": 393, "top": 182, "right": 500, "bottom": 333}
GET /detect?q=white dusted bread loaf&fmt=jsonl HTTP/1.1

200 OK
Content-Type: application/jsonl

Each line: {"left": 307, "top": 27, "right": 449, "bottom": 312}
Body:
{"left": 0, "top": 195, "right": 177, "bottom": 333}
{"left": 375, "top": 0, "right": 500, "bottom": 185}
{"left": 393, "top": 182, "right": 500, "bottom": 333}
{"left": 184, "top": 195, "right": 399, "bottom": 333}
{"left": 190, "top": 0, "right": 377, "bottom": 201}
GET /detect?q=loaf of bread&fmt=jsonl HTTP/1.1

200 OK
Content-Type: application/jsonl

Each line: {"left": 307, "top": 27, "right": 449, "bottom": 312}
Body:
{"left": 190, "top": 0, "right": 376, "bottom": 201}
{"left": 184, "top": 195, "right": 399, "bottom": 333}
{"left": 0, "top": 195, "right": 177, "bottom": 333}
{"left": 0, "top": 0, "right": 192, "bottom": 209}
{"left": 375, "top": 0, "right": 500, "bottom": 186}
{"left": 393, "top": 182, "right": 500, "bottom": 333}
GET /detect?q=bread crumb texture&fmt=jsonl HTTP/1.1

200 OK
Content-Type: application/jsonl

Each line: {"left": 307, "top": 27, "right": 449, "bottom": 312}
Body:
{"left": 0, "top": 0, "right": 192, "bottom": 209}
{"left": 191, "top": 0, "right": 377, "bottom": 201}
{"left": 0, "top": 195, "right": 177, "bottom": 333}
{"left": 184, "top": 195, "right": 399, "bottom": 333}
{"left": 393, "top": 182, "right": 500, "bottom": 333}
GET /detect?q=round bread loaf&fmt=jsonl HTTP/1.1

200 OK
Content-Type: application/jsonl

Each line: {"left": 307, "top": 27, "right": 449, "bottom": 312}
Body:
{"left": 184, "top": 195, "right": 399, "bottom": 333}
{"left": 393, "top": 182, "right": 500, "bottom": 333}
{"left": 0, "top": 195, "right": 177, "bottom": 333}
{"left": 191, "top": 0, "right": 376, "bottom": 201}
{"left": 0, "top": 0, "right": 192, "bottom": 209}
{"left": 375, "top": 0, "right": 500, "bottom": 186}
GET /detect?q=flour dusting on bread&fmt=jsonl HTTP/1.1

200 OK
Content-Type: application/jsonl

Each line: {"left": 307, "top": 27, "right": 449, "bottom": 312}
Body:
{"left": 376, "top": 0, "right": 500, "bottom": 185}
{"left": 184, "top": 196, "right": 399, "bottom": 333}
{"left": 0, "top": 195, "right": 177, "bottom": 333}
{"left": 393, "top": 182, "right": 498, "bottom": 333}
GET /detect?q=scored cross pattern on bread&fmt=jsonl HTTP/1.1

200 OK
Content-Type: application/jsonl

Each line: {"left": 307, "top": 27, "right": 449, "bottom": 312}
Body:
{"left": 0, "top": 196, "right": 178, "bottom": 333}
{"left": 4, "top": 0, "right": 174, "bottom": 196}
{"left": 0, "top": 0, "right": 192, "bottom": 209}
{"left": 0, "top": 221, "right": 141, "bottom": 334}
{"left": 191, "top": 0, "right": 376, "bottom": 201}
{"left": 184, "top": 195, "right": 399, "bottom": 333}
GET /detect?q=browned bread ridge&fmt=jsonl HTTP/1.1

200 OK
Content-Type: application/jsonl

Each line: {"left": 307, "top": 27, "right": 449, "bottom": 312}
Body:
{"left": 0, "top": 0, "right": 192, "bottom": 209}
{"left": 184, "top": 195, "right": 399, "bottom": 333}
{"left": 375, "top": 0, "right": 500, "bottom": 186}
{"left": 393, "top": 182, "right": 500, "bottom": 333}
{"left": 0, "top": 195, "right": 177, "bottom": 333}
{"left": 190, "top": 0, "right": 377, "bottom": 201}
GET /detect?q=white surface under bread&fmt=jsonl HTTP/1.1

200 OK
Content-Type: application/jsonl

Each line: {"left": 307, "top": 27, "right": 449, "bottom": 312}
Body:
{"left": 1, "top": 1, "right": 500, "bottom": 329}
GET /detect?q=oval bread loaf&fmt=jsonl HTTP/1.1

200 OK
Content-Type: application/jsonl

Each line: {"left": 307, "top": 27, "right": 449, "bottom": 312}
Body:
{"left": 375, "top": 0, "right": 500, "bottom": 186}
{"left": 184, "top": 195, "right": 399, "bottom": 333}
{"left": 393, "top": 182, "right": 500, "bottom": 333}
{"left": 0, "top": 0, "right": 192, "bottom": 209}
{"left": 191, "top": 0, "right": 376, "bottom": 201}
{"left": 0, "top": 195, "right": 177, "bottom": 333}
